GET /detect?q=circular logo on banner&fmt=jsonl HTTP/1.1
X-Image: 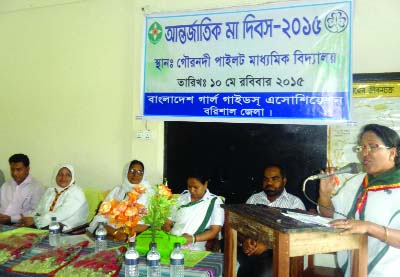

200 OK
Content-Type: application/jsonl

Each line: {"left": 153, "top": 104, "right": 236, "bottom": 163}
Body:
{"left": 325, "top": 10, "right": 349, "bottom": 33}
{"left": 148, "top": 22, "right": 163, "bottom": 44}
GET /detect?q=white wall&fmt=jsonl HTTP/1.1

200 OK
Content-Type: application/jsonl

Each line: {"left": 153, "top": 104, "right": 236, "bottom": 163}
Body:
{"left": 0, "top": 0, "right": 137, "bottom": 187}
{"left": 0, "top": 0, "right": 399, "bottom": 189}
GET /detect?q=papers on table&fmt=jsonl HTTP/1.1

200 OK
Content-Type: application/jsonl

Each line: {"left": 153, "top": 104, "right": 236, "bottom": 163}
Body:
{"left": 283, "top": 211, "right": 332, "bottom": 227}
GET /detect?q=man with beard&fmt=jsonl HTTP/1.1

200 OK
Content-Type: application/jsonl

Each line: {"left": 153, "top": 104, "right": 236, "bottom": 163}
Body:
{"left": 237, "top": 165, "right": 305, "bottom": 277}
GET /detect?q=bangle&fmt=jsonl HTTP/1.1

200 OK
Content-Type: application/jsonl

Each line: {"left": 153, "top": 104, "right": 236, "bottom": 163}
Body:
{"left": 191, "top": 234, "right": 196, "bottom": 244}
{"left": 383, "top": 226, "right": 389, "bottom": 243}
{"left": 112, "top": 229, "right": 119, "bottom": 237}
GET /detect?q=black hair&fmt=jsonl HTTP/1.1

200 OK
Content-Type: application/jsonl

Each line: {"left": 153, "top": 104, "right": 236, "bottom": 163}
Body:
{"left": 187, "top": 168, "right": 210, "bottom": 185}
{"left": 264, "top": 164, "right": 287, "bottom": 179}
{"left": 129, "top": 159, "right": 145, "bottom": 171}
{"left": 359, "top": 124, "right": 400, "bottom": 167}
{"left": 8, "top": 153, "right": 30, "bottom": 167}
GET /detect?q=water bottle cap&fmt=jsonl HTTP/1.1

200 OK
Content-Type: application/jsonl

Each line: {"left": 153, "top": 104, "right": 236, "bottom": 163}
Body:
{"left": 129, "top": 241, "right": 136, "bottom": 247}
{"left": 174, "top": 242, "right": 181, "bottom": 248}
{"left": 51, "top": 217, "right": 57, "bottom": 221}
{"left": 149, "top": 242, "right": 157, "bottom": 249}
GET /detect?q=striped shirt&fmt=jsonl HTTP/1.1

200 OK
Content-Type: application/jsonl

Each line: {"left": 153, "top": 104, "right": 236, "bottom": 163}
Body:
{"left": 246, "top": 189, "right": 305, "bottom": 210}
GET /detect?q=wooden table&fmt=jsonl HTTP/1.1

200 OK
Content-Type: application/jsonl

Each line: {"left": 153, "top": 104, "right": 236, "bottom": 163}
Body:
{"left": 223, "top": 204, "right": 367, "bottom": 277}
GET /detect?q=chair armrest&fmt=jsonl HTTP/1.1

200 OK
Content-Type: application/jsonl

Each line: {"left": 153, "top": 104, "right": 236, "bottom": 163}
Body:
{"left": 63, "top": 223, "right": 89, "bottom": 235}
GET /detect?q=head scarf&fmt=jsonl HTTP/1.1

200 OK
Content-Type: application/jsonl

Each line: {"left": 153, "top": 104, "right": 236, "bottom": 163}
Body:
{"left": 47, "top": 164, "right": 76, "bottom": 212}
{"left": 87, "top": 160, "right": 150, "bottom": 234}
{"left": 120, "top": 160, "right": 149, "bottom": 194}
{"left": 52, "top": 164, "right": 75, "bottom": 190}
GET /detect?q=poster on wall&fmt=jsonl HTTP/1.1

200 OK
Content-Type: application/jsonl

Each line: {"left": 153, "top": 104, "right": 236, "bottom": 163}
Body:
{"left": 142, "top": 0, "right": 353, "bottom": 123}
{"left": 328, "top": 80, "right": 400, "bottom": 167}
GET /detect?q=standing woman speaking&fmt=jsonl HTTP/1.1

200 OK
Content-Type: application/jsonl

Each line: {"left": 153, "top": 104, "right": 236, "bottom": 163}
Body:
{"left": 318, "top": 124, "right": 400, "bottom": 276}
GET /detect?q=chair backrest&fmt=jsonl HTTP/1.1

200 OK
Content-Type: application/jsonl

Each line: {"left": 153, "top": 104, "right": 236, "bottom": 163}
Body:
{"left": 82, "top": 187, "right": 108, "bottom": 222}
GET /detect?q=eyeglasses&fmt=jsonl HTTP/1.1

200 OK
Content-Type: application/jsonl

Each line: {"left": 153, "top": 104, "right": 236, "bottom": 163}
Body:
{"left": 353, "top": 144, "right": 391, "bottom": 153}
{"left": 129, "top": 169, "right": 144, "bottom": 176}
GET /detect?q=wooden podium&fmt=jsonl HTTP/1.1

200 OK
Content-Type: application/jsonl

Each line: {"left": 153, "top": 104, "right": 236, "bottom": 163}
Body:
{"left": 223, "top": 204, "right": 367, "bottom": 277}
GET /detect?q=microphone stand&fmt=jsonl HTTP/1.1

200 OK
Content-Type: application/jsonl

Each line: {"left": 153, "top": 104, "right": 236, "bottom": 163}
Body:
{"left": 302, "top": 176, "right": 318, "bottom": 206}
{"left": 302, "top": 176, "right": 349, "bottom": 219}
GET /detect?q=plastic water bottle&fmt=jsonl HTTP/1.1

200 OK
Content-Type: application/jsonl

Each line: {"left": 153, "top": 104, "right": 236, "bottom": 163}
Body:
{"left": 147, "top": 242, "right": 161, "bottom": 277}
{"left": 170, "top": 242, "right": 184, "bottom": 277}
{"left": 48, "top": 217, "right": 60, "bottom": 247}
{"left": 95, "top": 222, "right": 107, "bottom": 252}
{"left": 125, "top": 240, "right": 139, "bottom": 277}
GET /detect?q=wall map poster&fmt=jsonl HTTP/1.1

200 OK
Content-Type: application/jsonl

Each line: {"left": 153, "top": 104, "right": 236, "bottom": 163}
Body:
{"left": 328, "top": 81, "right": 400, "bottom": 167}
{"left": 142, "top": 0, "right": 353, "bottom": 123}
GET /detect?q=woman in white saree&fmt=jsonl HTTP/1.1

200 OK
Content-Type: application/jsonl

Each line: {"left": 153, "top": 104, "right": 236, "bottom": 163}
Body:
{"left": 163, "top": 171, "right": 224, "bottom": 250}
{"left": 87, "top": 159, "right": 152, "bottom": 241}
{"left": 18, "top": 164, "right": 88, "bottom": 232}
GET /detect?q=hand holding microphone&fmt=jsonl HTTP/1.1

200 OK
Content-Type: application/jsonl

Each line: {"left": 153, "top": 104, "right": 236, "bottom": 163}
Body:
{"left": 309, "top": 162, "right": 363, "bottom": 180}
{"left": 302, "top": 162, "right": 362, "bottom": 192}
{"left": 302, "top": 162, "right": 363, "bottom": 218}
{"left": 316, "top": 162, "right": 362, "bottom": 197}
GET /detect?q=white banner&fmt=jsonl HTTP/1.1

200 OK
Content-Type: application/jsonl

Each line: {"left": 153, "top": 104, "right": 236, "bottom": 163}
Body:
{"left": 142, "top": 0, "right": 353, "bottom": 123}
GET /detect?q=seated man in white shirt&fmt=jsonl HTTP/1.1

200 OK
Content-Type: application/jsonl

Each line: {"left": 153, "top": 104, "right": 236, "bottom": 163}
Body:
{"left": 237, "top": 164, "right": 305, "bottom": 277}
{"left": 0, "top": 154, "right": 45, "bottom": 224}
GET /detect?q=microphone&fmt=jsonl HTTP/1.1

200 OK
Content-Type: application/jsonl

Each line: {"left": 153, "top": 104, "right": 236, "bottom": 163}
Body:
{"left": 308, "top": 163, "right": 363, "bottom": 180}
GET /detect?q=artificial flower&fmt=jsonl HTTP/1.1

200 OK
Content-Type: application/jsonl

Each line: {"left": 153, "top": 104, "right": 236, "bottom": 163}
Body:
{"left": 99, "top": 185, "right": 147, "bottom": 237}
{"left": 99, "top": 199, "right": 116, "bottom": 214}
{"left": 143, "top": 183, "right": 176, "bottom": 242}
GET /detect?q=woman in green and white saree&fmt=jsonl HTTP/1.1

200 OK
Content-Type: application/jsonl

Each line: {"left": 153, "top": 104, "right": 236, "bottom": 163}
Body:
{"left": 163, "top": 171, "right": 224, "bottom": 251}
{"left": 319, "top": 124, "right": 400, "bottom": 276}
